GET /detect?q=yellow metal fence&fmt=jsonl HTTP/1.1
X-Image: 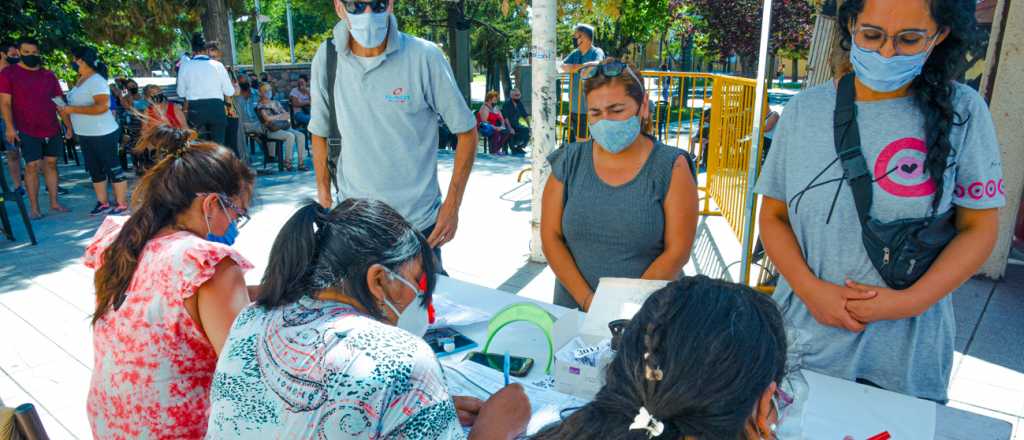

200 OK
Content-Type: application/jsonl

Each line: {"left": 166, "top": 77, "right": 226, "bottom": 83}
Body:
{"left": 555, "top": 70, "right": 767, "bottom": 284}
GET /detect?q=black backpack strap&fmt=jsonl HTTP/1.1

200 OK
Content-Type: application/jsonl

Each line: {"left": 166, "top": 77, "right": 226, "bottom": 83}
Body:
{"left": 325, "top": 38, "right": 342, "bottom": 194}
{"left": 834, "top": 74, "right": 873, "bottom": 223}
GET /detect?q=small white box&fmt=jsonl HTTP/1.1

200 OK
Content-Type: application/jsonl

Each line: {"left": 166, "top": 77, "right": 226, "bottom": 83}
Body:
{"left": 551, "top": 278, "right": 670, "bottom": 399}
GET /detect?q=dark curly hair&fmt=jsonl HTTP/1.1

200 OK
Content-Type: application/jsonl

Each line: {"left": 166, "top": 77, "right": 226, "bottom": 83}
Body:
{"left": 838, "top": 0, "right": 980, "bottom": 211}
{"left": 531, "top": 276, "right": 787, "bottom": 440}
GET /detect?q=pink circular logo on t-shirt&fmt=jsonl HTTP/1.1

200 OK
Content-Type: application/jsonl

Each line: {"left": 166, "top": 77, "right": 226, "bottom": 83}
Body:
{"left": 875, "top": 137, "right": 936, "bottom": 198}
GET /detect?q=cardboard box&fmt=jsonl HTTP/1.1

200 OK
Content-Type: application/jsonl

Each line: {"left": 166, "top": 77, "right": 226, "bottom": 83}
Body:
{"left": 551, "top": 278, "right": 670, "bottom": 399}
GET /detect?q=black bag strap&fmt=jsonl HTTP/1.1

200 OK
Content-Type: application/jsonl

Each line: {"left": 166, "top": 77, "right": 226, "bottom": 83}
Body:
{"left": 325, "top": 38, "right": 342, "bottom": 194}
{"left": 834, "top": 74, "right": 873, "bottom": 224}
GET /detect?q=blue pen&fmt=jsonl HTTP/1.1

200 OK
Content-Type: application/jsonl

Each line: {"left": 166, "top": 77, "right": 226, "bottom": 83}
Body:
{"left": 503, "top": 351, "right": 511, "bottom": 386}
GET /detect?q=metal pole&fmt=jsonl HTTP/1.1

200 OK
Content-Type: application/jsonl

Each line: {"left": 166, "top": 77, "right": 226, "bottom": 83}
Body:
{"left": 228, "top": 11, "right": 237, "bottom": 66}
{"left": 528, "top": 0, "right": 557, "bottom": 262}
{"left": 287, "top": 0, "right": 296, "bottom": 64}
{"left": 254, "top": 0, "right": 265, "bottom": 71}
{"left": 740, "top": 0, "right": 773, "bottom": 285}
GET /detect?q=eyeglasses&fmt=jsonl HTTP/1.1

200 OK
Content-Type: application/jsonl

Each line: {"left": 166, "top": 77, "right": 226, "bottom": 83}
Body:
{"left": 851, "top": 24, "right": 943, "bottom": 56}
{"left": 580, "top": 61, "right": 644, "bottom": 86}
{"left": 200, "top": 192, "right": 251, "bottom": 229}
{"left": 608, "top": 319, "right": 630, "bottom": 352}
{"left": 343, "top": 0, "right": 388, "bottom": 15}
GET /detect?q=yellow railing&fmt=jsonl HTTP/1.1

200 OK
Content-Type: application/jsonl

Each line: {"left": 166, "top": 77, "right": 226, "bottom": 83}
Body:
{"left": 555, "top": 70, "right": 767, "bottom": 284}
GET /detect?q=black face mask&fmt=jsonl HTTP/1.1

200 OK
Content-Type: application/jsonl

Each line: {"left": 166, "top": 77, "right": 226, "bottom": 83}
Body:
{"left": 128, "top": 86, "right": 139, "bottom": 94}
{"left": 6, "top": 56, "right": 19, "bottom": 65}
{"left": 572, "top": 37, "right": 579, "bottom": 48}
{"left": 239, "top": 83, "right": 251, "bottom": 91}
{"left": 70, "top": 61, "right": 80, "bottom": 72}
{"left": 21, "top": 55, "right": 41, "bottom": 68}
{"left": 154, "top": 94, "right": 167, "bottom": 103}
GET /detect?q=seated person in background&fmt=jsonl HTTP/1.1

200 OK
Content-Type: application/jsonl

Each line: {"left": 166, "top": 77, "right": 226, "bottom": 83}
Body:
{"left": 207, "top": 199, "right": 531, "bottom": 439}
{"left": 257, "top": 83, "right": 306, "bottom": 171}
{"left": 85, "top": 126, "right": 255, "bottom": 439}
{"left": 477, "top": 90, "right": 511, "bottom": 155}
{"left": 289, "top": 74, "right": 311, "bottom": 126}
{"left": 121, "top": 79, "right": 146, "bottom": 112}
{"left": 501, "top": 88, "right": 530, "bottom": 155}
{"left": 542, "top": 58, "right": 698, "bottom": 311}
{"left": 531, "top": 276, "right": 788, "bottom": 440}
{"left": 142, "top": 85, "right": 187, "bottom": 130}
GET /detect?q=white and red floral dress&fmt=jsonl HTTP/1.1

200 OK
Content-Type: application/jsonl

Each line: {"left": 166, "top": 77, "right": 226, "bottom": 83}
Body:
{"left": 84, "top": 217, "right": 252, "bottom": 440}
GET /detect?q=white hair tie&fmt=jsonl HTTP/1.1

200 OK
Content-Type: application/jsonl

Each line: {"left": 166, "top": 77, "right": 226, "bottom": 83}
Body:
{"left": 628, "top": 406, "right": 665, "bottom": 438}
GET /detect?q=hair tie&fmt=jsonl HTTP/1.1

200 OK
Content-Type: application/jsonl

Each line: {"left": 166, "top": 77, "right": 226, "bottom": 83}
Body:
{"left": 628, "top": 407, "right": 664, "bottom": 438}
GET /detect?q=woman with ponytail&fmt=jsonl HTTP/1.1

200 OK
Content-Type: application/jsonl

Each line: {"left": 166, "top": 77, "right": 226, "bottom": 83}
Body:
{"left": 542, "top": 57, "right": 698, "bottom": 310}
{"left": 207, "top": 200, "right": 530, "bottom": 439}
{"left": 84, "top": 126, "right": 256, "bottom": 439}
{"left": 62, "top": 46, "right": 128, "bottom": 215}
{"left": 755, "top": 0, "right": 1004, "bottom": 402}
{"left": 532, "top": 276, "right": 788, "bottom": 440}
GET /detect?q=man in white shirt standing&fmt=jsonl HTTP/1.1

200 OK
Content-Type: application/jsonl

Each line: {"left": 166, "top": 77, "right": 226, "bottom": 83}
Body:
{"left": 177, "top": 35, "right": 235, "bottom": 146}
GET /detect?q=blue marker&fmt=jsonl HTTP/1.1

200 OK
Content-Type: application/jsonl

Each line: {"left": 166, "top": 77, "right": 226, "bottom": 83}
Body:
{"left": 503, "top": 351, "right": 511, "bottom": 386}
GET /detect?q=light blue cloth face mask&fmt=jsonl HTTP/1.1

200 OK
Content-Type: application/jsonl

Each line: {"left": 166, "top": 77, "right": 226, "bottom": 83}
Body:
{"left": 589, "top": 115, "right": 642, "bottom": 154}
{"left": 849, "top": 40, "right": 932, "bottom": 93}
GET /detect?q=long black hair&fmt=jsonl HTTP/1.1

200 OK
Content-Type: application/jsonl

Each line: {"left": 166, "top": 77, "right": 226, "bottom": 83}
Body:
{"left": 70, "top": 46, "right": 109, "bottom": 79}
{"left": 257, "top": 199, "right": 437, "bottom": 320}
{"left": 839, "top": 0, "right": 979, "bottom": 211}
{"left": 532, "top": 276, "right": 787, "bottom": 440}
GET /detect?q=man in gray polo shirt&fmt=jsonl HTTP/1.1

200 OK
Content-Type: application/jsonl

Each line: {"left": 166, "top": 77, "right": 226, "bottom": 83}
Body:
{"left": 309, "top": 0, "right": 478, "bottom": 257}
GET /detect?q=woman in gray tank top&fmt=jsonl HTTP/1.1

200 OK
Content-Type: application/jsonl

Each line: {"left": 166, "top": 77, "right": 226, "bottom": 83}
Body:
{"left": 541, "top": 58, "right": 698, "bottom": 310}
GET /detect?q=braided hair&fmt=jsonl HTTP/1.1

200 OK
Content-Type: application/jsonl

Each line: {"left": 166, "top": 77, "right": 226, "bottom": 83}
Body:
{"left": 531, "top": 276, "right": 787, "bottom": 440}
{"left": 838, "top": 0, "right": 980, "bottom": 211}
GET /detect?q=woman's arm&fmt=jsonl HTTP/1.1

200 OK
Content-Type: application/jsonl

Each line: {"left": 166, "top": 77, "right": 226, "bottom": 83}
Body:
{"left": 195, "top": 259, "right": 250, "bottom": 355}
{"left": 760, "top": 196, "right": 876, "bottom": 331}
{"left": 478, "top": 106, "right": 490, "bottom": 123}
{"left": 846, "top": 207, "right": 999, "bottom": 322}
{"left": 641, "top": 155, "right": 698, "bottom": 280}
{"left": 765, "top": 112, "right": 780, "bottom": 132}
{"left": 64, "top": 94, "right": 111, "bottom": 116}
{"left": 541, "top": 175, "right": 595, "bottom": 309}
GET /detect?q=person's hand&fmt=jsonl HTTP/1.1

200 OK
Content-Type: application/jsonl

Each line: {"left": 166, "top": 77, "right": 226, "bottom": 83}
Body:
{"left": 469, "top": 384, "right": 531, "bottom": 440}
{"left": 453, "top": 396, "right": 484, "bottom": 427}
{"left": 428, "top": 199, "right": 460, "bottom": 248}
{"left": 64, "top": 128, "right": 74, "bottom": 140}
{"left": 797, "top": 279, "right": 877, "bottom": 332}
{"left": 844, "top": 279, "right": 920, "bottom": 323}
{"left": 58, "top": 106, "right": 73, "bottom": 118}
{"left": 509, "top": 127, "right": 516, "bottom": 135}
{"left": 4, "top": 126, "right": 18, "bottom": 145}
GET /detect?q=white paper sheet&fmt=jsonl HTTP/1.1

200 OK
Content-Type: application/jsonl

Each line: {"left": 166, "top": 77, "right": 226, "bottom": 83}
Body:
{"left": 431, "top": 294, "right": 490, "bottom": 329}
{"left": 579, "top": 278, "right": 669, "bottom": 340}
{"left": 795, "top": 370, "right": 936, "bottom": 440}
{"left": 444, "top": 360, "right": 588, "bottom": 436}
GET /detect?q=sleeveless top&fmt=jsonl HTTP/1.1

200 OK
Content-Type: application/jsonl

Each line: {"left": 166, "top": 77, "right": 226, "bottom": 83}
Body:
{"left": 84, "top": 217, "right": 253, "bottom": 439}
{"left": 547, "top": 139, "right": 684, "bottom": 308}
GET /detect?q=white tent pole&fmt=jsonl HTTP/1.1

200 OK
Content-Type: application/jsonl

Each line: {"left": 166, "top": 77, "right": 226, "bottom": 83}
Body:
{"left": 529, "top": 0, "right": 557, "bottom": 263}
{"left": 740, "top": 0, "right": 774, "bottom": 284}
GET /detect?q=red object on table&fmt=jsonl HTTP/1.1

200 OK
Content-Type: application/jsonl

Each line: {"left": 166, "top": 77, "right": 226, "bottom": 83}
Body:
{"left": 867, "top": 431, "right": 891, "bottom": 440}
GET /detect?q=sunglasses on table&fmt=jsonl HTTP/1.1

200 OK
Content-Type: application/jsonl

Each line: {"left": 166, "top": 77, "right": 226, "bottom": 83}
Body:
{"left": 342, "top": 0, "right": 388, "bottom": 14}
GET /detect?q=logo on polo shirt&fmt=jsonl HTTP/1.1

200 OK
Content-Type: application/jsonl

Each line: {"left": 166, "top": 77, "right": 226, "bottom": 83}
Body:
{"left": 385, "top": 87, "right": 411, "bottom": 104}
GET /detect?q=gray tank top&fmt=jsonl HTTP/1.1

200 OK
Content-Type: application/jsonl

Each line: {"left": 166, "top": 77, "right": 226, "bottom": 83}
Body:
{"left": 547, "top": 139, "right": 683, "bottom": 308}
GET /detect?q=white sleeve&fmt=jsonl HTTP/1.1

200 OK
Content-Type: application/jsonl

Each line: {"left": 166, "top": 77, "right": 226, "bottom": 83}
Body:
{"left": 219, "top": 63, "right": 236, "bottom": 97}
{"left": 176, "top": 64, "right": 190, "bottom": 99}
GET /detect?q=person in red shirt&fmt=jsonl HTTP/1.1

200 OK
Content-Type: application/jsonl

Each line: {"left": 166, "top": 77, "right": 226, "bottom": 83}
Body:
{"left": 0, "top": 42, "right": 22, "bottom": 193}
{"left": 0, "top": 38, "right": 71, "bottom": 218}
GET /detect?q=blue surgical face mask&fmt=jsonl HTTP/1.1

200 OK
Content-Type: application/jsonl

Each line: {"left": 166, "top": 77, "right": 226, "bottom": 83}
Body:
{"left": 849, "top": 40, "right": 932, "bottom": 93}
{"left": 348, "top": 12, "right": 390, "bottom": 49}
{"left": 589, "top": 115, "right": 641, "bottom": 154}
{"left": 204, "top": 198, "right": 240, "bottom": 246}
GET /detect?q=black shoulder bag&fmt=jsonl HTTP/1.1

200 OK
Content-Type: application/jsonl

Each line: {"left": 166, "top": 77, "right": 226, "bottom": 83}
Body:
{"left": 833, "top": 74, "right": 957, "bottom": 290}
{"left": 325, "top": 38, "right": 343, "bottom": 195}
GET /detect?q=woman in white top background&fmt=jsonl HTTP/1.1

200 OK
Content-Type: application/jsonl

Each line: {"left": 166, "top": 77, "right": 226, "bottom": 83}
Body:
{"left": 59, "top": 46, "right": 129, "bottom": 216}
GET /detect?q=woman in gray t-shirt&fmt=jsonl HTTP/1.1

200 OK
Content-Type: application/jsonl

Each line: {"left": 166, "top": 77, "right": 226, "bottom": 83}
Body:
{"left": 542, "top": 58, "right": 698, "bottom": 310}
{"left": 755, "top": 0, "right": 1004, "bottom": 402}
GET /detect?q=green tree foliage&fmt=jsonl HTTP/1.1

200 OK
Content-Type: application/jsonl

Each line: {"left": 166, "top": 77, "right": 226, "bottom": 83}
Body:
{"left": 559, "top": 0, "right": 677, "bottom": 60}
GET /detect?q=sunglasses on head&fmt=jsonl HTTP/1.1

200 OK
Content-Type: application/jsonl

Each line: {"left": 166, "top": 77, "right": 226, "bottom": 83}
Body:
{"left": 343, "top": 0, "right": 388, "bottom": 14}
{"left": 581, "top": 61, "right": 643, "bottom": 85}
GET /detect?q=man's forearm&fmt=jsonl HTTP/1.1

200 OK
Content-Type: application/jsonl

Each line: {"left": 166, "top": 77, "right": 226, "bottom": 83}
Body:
{"left": 447, "top": 130, "right": 478, "bottom": 207}
{"left": 1, "top": 97, "right": 13, "bottom": 129}
{"left": 311, "top": 135, "right": 332, "bottom": 207}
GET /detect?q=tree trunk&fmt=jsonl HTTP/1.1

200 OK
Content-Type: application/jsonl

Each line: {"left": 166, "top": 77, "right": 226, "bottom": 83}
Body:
{"left": 791, "top": 57, "right": 799, "bottom": 82}
{"left": 500, "top": 59, "right": 513, "bottom": 98}
{"left": 202, "top": 0, "right": 234, "bottom": 66}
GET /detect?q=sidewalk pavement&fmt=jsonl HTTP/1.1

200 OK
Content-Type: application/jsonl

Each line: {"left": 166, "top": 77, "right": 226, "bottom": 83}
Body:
{"left": 0, "top": 151, "right": 1021, "bottom": 439}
